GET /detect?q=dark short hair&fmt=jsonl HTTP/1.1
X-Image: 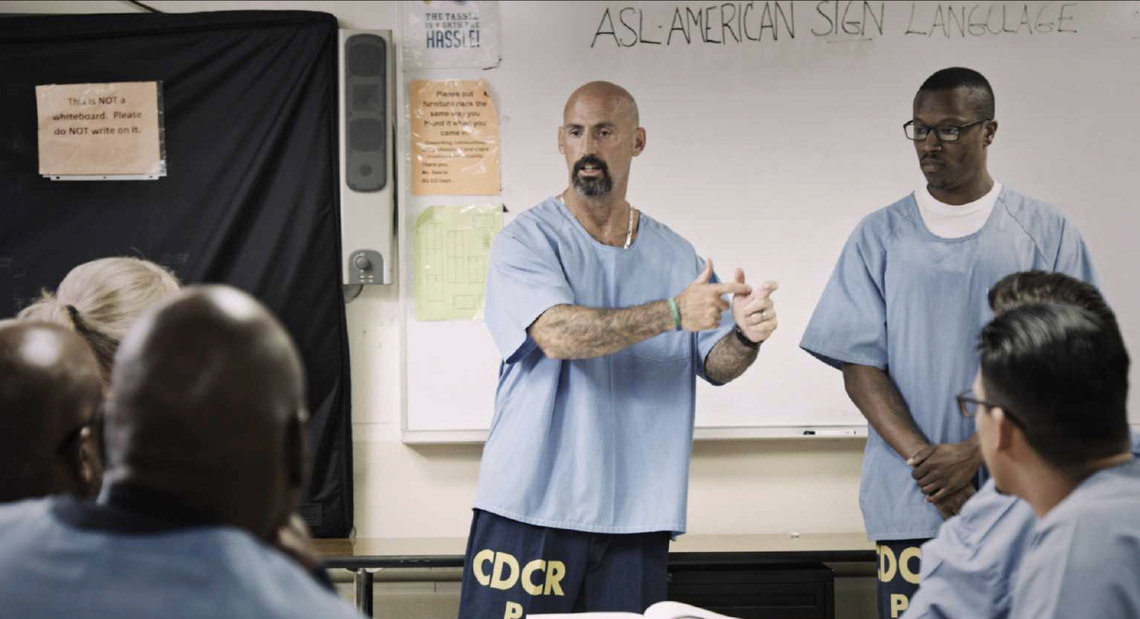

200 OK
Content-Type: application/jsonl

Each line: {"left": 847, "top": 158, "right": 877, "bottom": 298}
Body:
{"left": 978, "top": 303, "right": 1130, "bottom": 472}
{"left": 989, "top": 271, "right": 1115, "bottom": 327}
{"left": 918, "top": 67, "right": 995, "bottom": 120}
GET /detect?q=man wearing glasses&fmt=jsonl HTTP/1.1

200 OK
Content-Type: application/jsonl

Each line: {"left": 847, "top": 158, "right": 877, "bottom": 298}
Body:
{"left": 801, "top": 67, "right": 1097, "bottom": 619}
{"left": 971, "top": 303, "right": 1139, "bottom": 619}
{"left": 904, "top": 271, "right": 1139, "bottom": 619}
{"left": 0, "top": 320, "right": 104, "bottom": 504}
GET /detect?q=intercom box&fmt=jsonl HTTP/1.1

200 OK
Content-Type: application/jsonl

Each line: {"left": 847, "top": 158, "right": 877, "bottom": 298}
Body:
{"left": 338, "top": 29, "right": 395, "bottom": 285}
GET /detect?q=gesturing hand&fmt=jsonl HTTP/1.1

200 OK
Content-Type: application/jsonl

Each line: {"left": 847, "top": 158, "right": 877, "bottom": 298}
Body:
{"left": 675, "top": 259, "right": 752, "bottom": 332}
{"left": 908, "top": 440, "right": 982, "bottom": 502}
{"left": 730, "top": 267, "right": 779, "bottom": 345}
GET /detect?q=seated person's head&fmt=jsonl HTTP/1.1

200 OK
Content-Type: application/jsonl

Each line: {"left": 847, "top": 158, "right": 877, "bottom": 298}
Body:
{"left": 989, "top": 270, "right": 1114, "bottom": 324}
{"left": 0, "top": 321, "right": 104, "bottom": 503}
{"left": 18, "top": 257, "right": 181, "bottom": 386}
{"left": 973, "top": 304, "right": 1131, "bottom": 499}
{"left": 104, "top": 285, "right": 307, "bottom": 540}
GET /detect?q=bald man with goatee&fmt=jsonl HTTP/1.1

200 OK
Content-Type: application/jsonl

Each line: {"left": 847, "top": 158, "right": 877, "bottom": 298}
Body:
{"left": 0, "top": 320, "right": 103, "bottom": 504}
{"left": 0, "top": 286, "right": 361, "bottom": 619}
{"left": 459, "top": 81, "right": 779, "bottom": 618}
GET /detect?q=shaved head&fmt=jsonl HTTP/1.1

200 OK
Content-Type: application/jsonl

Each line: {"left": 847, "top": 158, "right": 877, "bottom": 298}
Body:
{"left": 0, "top": 321, "right": 103, "bottom": 503}
{"left": 104, "top": 285, "right": 307, "bottom": 540}
{"left": 564, "top": 81, "right": 639, "bottom": 128}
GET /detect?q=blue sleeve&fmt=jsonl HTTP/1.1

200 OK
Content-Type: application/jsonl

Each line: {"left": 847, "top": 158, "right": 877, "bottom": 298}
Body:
{"left": 1012, "top": 519, "right": 1139, "bottom": 619}
{"left": 1052, "top": 218, "right": 1098, "bottom": 287}
{"left": 694, "top": 256, "right": 736, "bottom": 385}
{"left": 484, "top": 227, "right": 574, "bottom": 363}
{"left": 800, "top": 222, "right": 889, "bottom": 370}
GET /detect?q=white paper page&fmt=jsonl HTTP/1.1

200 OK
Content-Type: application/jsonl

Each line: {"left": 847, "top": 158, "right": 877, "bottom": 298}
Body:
{"left": 529, "top": 614, "right": 641, "bottom": 619}
{"left": 530, "top": 602, "right": 739, "bottom": 619}
{"left": 644, "top": 601, "right": 741, "bottom": 619}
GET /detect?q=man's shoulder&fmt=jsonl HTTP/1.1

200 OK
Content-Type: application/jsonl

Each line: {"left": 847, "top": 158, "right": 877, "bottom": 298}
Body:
{"left": 637, "top": 211, "right": 697, "bottom": 252}
{"left": 167, "top": 528, "right": 361, "bottom": 617}
{"left": 0, "top": 514, "right": 357, "bottom": 618}
{"left": 995, "top": 186, "right": 1073, "bottom": 231}
{"left": 957, "top": 480, "right": 1032, "bottom": 541}
{"left": 925, "top": 481, "right": 1027, "bottom": 561}
{"left": 486, "top": 199, "right": 559, "bottom": 259}
{"left": 1047, "top": 461, "right": 1140, "bottom": 524}
{"left": 0, "top": 499, "right": 52, "bottom": 570}
{"left": 844, "top": 193, "right": 918, "bottom": 245}
{"left": 0, "top": 497, "right": 52, "bottom": 535}
{"left": 502, "top": 197, "right": 563, "bottom": 234}
{"left": 1031, "top": 463, "right": 1140, "bottom": 562}
{"left": 492, "top": 198, "right": 568, "bottom": 254}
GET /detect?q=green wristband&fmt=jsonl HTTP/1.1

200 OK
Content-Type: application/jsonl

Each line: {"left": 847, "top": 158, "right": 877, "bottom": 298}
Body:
{"left": 667, "top": 298, "right": 682, "bottom": 331}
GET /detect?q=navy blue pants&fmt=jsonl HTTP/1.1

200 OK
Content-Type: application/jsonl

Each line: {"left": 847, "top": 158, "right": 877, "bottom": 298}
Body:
{"left": 876, "top": 538, "right": 928, "bottom": 619}
{"left": 457, "top": 509, "right": 670, "bottom": 619}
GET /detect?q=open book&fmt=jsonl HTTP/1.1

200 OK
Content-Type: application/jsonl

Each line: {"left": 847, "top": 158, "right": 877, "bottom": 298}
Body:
{"left": 531, "top": 601, "right": 740, "bottom": 619}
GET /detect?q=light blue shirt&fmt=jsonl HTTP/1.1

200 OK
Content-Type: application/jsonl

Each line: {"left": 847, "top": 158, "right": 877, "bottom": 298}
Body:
{"left": 801, "top": 187, "right": 1097, "bottom": 540}
{"left": 904, "top": 436, "right": 1140, "bottom": 619}
{"left": 903, "top": 480, "right": 1037, "bottom": 619}
{"left": 0, "top": 498, "right": 362, "bottom": 619}
{"left": 475, "top": 197, "right": 733, "bottom": 535}
{"left": 1011, "top": 458, "right": 1140, "bottom": 619}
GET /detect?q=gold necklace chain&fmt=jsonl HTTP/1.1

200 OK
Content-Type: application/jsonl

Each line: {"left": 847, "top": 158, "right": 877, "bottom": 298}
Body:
{"left": 623, "top": 204, "right": 635, "bottom": 249}
{"left": 558, "top": 192, "right": 636, "bottom": 249}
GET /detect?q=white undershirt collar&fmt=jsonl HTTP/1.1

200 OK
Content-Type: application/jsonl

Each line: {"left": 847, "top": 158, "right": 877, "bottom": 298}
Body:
{"left": 914, "top": 181, "right": 1002, "bottom": 239}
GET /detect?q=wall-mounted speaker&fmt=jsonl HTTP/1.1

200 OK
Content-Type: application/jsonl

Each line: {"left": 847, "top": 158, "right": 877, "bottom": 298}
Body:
{"left": 339, "top": 29, "right": 395, "bottom": 286}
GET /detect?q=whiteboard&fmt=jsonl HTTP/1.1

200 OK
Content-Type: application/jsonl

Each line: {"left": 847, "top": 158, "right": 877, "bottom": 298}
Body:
{"left": 399, "top": 1, "right": 1140, "bottom": 443}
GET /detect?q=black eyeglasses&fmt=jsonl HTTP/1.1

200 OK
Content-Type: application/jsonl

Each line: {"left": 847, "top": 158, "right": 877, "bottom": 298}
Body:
{"left": 955, "top": 390, "right": 1024, "bottom": 428}
{"left": 904, "top": 119, "right": 990, "bottom": 143}
{"left": 55, "top": 414, "right": 101, "bottom": 456}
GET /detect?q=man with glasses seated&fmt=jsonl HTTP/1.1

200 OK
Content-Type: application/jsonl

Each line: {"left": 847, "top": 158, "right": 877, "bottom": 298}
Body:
{"left": 903, "top": 271, "right": 1138, "bottom": 619}
{"left": 0, "top": 320, "right": 104, "bottom": 504}
{"left": 0, "top": 287, "right": 360, "bottom": 618}
{"left": 970, "top": 303, "right": 1139, "bottom": 619}
{"left": 801, "top": 67, "right": 1097, "bottom": 619}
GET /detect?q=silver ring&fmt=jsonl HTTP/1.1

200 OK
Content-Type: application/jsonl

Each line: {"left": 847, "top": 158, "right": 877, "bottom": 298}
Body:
{"left": 759, "top": 309, "right": 766, "bottom": 321}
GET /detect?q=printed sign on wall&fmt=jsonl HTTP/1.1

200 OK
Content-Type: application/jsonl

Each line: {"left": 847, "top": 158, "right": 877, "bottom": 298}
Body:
{"left": 410, "top": 79, "right": 501, "bottom": 196}
{"left": 36, "top": 81, "right": 165, "bottom": 179}
{"left": 401, "top": 0, "right": 502, "bottom": 70}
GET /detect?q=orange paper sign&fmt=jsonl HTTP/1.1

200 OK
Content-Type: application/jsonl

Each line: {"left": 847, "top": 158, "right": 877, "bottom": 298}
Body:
{"left": 410, "top": 79, "right": 501, "bottom": 195}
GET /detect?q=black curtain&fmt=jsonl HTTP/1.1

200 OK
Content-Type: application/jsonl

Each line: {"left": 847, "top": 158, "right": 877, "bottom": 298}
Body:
{"left": 0, "top": 10, "right": 353, "bottom": 537}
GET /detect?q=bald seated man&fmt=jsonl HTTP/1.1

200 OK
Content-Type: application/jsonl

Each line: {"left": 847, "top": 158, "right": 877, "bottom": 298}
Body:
{"left": 0, "top": 286, "right": 361, "bottom": 619}
{"left": 461, "top": 81, "right": 778, "bottom": 618}
{"left": 0, "top": 320, "right": 103, "bottom": 503}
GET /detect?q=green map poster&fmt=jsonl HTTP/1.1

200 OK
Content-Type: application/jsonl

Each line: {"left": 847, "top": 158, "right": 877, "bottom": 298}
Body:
{"left": 414, "top": 204, "right": 503, "bottom": 321}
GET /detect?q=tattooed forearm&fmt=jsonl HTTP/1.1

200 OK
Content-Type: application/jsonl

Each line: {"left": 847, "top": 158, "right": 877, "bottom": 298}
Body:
{"left": 703, "top": 332, "right": 759, "bottom": 384}
{"left": 528, "top": 302, "right": 675, "bottom": 360}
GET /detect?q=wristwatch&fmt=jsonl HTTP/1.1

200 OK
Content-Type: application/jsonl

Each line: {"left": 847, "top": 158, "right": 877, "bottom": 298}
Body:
{"left": 734, "top": 325, "right": 761, "bottom": 349}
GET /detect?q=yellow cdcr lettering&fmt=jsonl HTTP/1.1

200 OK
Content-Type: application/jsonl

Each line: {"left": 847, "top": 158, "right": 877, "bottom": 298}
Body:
{"left": 877, "top": 544, "right": 897, "bottom": 583}
{"left": 544, "top": 560, "right": 566, "bottom": 596}
{"left": 491, "top": 552, "right": 520, "bottom": 590}
{"left": 521, "top": 560, "right": 546, "bottom": 596}
{"left": 899, "top": 546, "right": 921, "bottom": 585}
{"left": 503, "top": 601, "right": 524, "bottom": 619}
{"left": 890, "top": 593, "right": 909, "bottom": 618}
{"left": 473, "top": 549, "right": 494, "bottom": 587}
